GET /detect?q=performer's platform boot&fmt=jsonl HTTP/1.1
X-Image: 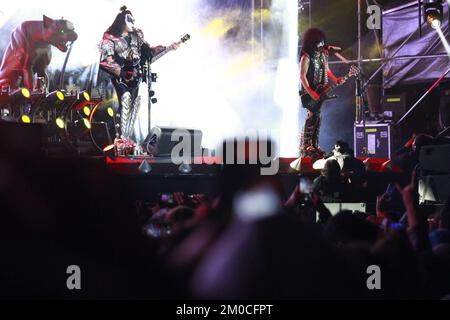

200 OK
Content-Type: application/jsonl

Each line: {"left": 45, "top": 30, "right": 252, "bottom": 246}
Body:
{"left": 292, "top": 111, "right": 326, "bottom": 172}
{"left": 300, "top": 111, "right": 326, "bottom": 161}
{"left": 114, "top": 92, "right": 136, "bottom": 156}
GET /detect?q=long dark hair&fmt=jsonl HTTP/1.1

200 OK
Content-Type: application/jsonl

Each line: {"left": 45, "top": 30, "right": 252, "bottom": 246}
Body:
{"left": 301, "top": 28, "right": 326, "bottom": 55}
{"left": 323, "top": 159, "right": 341, "bottom": 184}
{"left": 106, "top": 6, "right": 133, "bottom": 37}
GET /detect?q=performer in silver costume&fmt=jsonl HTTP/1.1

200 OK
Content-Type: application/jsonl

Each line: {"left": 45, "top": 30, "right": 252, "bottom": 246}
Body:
{"left": 100, "top": 6, "right": 178, "bottom": 155}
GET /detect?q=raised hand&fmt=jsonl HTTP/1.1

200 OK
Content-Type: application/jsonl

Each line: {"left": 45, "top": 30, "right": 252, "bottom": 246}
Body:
{"left": 169, "top": 42, "right": 180, "bottom": 51}
{"left": 336, "top": 77, "right": 346, "bottom": 85}
{"left": 310, "top": 90, "right": 320, "bottom": 101}
{"left": 396, "top": 170, "right": 419, "bottom": 228}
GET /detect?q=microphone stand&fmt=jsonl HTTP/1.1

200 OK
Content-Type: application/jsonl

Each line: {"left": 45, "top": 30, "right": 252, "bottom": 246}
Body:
{"left": 331, "top": 49, "right": 368, "bottom": 155}
{"left": 143, "top": 58, "right": 159, "bottom": 156}
{"left": 356, "top": 73, "right": 368, "bottom": 155}
{"left": 146, "top": 58, "right": 153, "bottom": 139}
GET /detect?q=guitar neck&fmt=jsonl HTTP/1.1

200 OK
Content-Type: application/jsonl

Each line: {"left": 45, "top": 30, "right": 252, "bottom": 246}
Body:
{"left": 150, "top": 41, "right": 182, "bottom": 64}
{"left": 150, "top": 48, "right": 170, "bottom": 64}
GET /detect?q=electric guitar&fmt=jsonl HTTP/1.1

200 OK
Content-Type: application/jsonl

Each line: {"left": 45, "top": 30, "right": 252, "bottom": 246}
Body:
{"left": 119, "top": 34, "right": 191, "bottom": 88}
{"left": 150, "top": 34, "right": 190, "bottom": 64}
{"left": 299, "top": 65, "right": 359, "bottom": 113}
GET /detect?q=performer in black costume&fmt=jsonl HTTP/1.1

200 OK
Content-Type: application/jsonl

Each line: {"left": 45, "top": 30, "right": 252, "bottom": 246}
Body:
{"left": 299, "top": 28, "right": 346, "bottom": 159}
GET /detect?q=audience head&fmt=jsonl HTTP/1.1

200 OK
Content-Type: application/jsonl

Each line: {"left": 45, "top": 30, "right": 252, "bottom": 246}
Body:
{"left": 333, "top": 140, "right": 352, "bottom": 156}
{"left": 412, "top": 134, "right": 433, "bottom": 153}
{"left": 322, "top": 159, "right": 341, "bottom": 183}
{"left": 324, "top": 210, "right": 379, "bottom": 247}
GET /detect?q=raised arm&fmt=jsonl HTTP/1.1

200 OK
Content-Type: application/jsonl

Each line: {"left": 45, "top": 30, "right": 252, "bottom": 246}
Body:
{"left": 135, "top": 29, "right": 168, "bottom": 56}
{"left": 325, "top": 54, "right": 345, "bottom": 84}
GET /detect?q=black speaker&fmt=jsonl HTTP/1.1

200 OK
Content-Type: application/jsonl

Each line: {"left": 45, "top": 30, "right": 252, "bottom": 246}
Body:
{"left": 382, "top": 94, "right": 406, "bottom": 121}
{"left": 142, "top": 126, "right": 203, "bottom": 157}
{"left": 420, "top": 144, "right": 450, "bottom": 173}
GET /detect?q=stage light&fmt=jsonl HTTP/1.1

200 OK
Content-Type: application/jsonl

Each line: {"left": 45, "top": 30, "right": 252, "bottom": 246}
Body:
{"left": 179, "top": 162, "right": 192, "bottom": 174}
{"left": 103, "top": 144, "right": 115, "bottom": 152}
{"left": 102, "top": 144, "right": 116, "bottom": 159}
{"left": 290, "top": 157, "right": 302, "bottom": 171}
{"left": 424, "top": 0, "right": 443, "bottom": 29}
{"left": 83, "top": 118, "right": 91, "bottom": 129}
{"left": 83, "top": 106, "right": 91, "bottom": 117}
{"left": 139, "top": 159, "right": 152, "bottom": 174}
{"left": 56, "top": 117, "right": 65, "bottom": 129}
{"left": 47, "top": 90, "right": 65, "bottom": 102}
{"left": 57, "top": 91, "right": 65, "bottom": 101}
{"left": 7, "top": 88, "right": 31, "bottom": 103}
{"left": 80, "top": 91, "right": 90, "bottom": 102}
{"left": 16, "top": 88, "right": 31, "bottom": 99}
{"left": 312, "top": 158, "right": 327, "bottom": 170}
{"left": 289, "top": 157, "right": 315, "bottom": 173}
{"left": 21, "top": 115, "right": 31, "bottom": 123}
{"left": 107, "top": 107, "right": 115, "bottom": 117}
{"left": 430, "top": 16, "right": 442, "bottom": 28}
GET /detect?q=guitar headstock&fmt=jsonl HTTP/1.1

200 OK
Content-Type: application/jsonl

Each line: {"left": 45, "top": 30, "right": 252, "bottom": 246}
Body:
{"left": 348, "top": 65, "right": 360, "bottom": 78}
{"left": 180, "top": 34, "right": 190, "bottom": 43}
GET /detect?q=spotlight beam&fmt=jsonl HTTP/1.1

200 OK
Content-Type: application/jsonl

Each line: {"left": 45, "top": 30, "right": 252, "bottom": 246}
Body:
{"left": 436, "top": 26, "right": 450, "bottom": 58}
{"left": 397, "top": 65, "right": 450, "bottom": 125}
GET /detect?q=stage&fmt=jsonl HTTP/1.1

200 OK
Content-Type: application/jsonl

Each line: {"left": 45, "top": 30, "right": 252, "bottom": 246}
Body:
{"left": 101, "top": 155, "right": 399, "bottom": 206}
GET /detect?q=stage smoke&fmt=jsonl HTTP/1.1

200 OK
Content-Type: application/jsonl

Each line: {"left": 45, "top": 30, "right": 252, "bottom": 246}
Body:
{"left": 0, "top": 0, "right": 299, "bottom": 156}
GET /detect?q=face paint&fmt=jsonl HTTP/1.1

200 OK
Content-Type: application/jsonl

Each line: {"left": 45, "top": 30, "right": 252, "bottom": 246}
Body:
{"left": 125, "top": 14, "right": 135, "bottom": 32}
{"left": 317, "top": 40, "right": 325, "bottom": 51}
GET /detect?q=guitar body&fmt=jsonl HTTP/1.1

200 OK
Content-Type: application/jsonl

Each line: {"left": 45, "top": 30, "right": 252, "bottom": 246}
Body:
{"left": 118, "top": 34, "right": 191, "bottom": 89}
{"left": 300, "top": 84, "right": 328, "bottom": 113}
{"left": 300, "top": 93, "right": 322, "bottom": 113}
{"left": 119, "top": 62, "right": 142, "bottom": 89}
{"left": 299, "top": 65, "right": 359, "bottom": 113}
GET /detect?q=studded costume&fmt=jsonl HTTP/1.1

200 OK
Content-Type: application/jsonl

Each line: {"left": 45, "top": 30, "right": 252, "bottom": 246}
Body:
{"left": 300, "top": 50, "right": 329, "bottom": 158}
{"left": 99, "top": 27, "right": 165, "bottom": 151}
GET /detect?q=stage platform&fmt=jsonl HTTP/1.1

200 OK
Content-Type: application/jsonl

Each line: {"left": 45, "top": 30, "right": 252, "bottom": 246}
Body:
{"left": 104, "top": 155, "right": 402, "bottom": 203}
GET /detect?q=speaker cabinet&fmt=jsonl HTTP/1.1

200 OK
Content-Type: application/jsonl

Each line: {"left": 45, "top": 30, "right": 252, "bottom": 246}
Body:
{"left": 420, "top": 144, "right": 450, "bottom": 173}
{"left": 354, "top": 123, "right": 401, "bottom": 158}
{"left": 142, "top": 126, "right": 203, "bottom": 157}
{"left": 382, "top": 94, "right": 406, "bottom": 121}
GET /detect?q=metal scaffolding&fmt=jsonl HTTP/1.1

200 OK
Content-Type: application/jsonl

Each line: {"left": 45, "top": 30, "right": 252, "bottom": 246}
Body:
{"left": 299, "top": 0, "right": 449, "bottom": 153}
{"left": 298, "top": 1, "right": 312, "bottom": 34}
{"left": 301, "top": 1, "right": 447, "bottom": 88}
